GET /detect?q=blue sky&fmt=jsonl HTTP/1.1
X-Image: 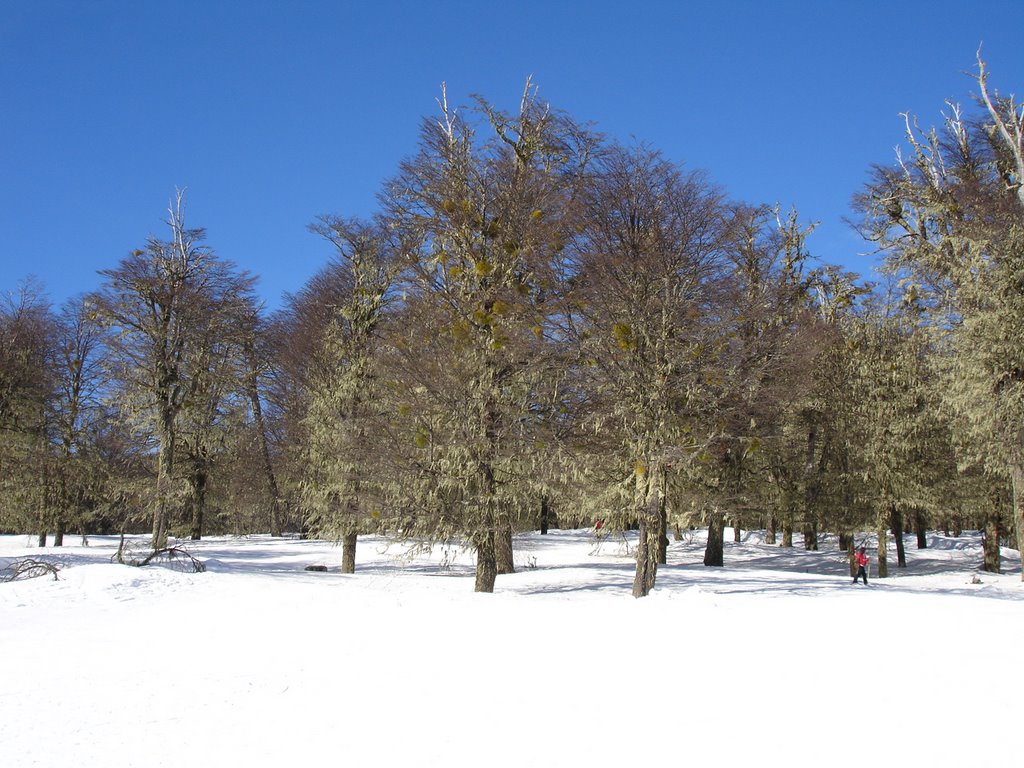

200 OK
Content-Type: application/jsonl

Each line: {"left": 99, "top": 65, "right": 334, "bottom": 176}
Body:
{"left": 3, "top": 0, "right": 1022, "bottom": 311}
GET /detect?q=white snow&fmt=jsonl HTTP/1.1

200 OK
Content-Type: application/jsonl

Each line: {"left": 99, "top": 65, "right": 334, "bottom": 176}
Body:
{"left": 1, "top": 529, "right": 1021, "bottom": 767}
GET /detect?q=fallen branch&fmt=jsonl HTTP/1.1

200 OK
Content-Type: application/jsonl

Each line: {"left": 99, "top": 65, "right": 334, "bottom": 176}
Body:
{"left": 1, "top": 558, "right": 61, "bottom": 582}
{"left": 112, "top": 534, "right": 206, "bottom": 573}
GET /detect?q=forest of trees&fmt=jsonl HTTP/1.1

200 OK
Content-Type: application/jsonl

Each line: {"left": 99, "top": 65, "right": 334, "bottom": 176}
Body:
{"left": 3, "top": 57, "right": 1023, "bottom": 594}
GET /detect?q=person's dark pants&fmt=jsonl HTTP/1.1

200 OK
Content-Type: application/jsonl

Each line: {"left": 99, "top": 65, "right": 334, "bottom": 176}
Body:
{"left": 853, "top": 566, "right": 867, "bottom": 584}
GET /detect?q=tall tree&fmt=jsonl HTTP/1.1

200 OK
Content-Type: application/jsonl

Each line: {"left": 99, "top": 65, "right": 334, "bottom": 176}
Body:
{"left": 0, "top": 280, "right": 55, "bottom": 539}
{"left": 299, "top": 217, "right": 401, "bottom": 572}
{"left": 856, "top": 54, "right": 1024, "bottom": 577}
{"left": 844, "top": 283, "right": 958, "bottom": 575}
{"left": 175, "top": 291, "right": 254, "bottom": 540}
{"left": 698, "top": 205, "right": 823, "bottom": 564}
{"left": 569, "top": 144, "right": 730, "bottom": 596}
{"left": 384, "top": 82, "right": 596, "bottom": 592}
{"left": 49, "top": 296, "right": 108, "bottom": 544}
{"left": 241, "top": 311, "right": 285, "bottom": 537}
{"left": 91, "top": 192, "right": 256, "bottom": 548}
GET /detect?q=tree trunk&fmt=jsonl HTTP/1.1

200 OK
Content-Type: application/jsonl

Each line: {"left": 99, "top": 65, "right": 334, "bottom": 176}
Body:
{"left": 341, "top": 531, "right": 358, "bottom": 574}
{"left": 781, "top": 513, "right": 793, "bottom": 547}
{"left": 247, "top": 352, "right": 282, "bottom": 537}
{"left": 1013, "top": 464, "right": 1024, "bottom": 582}
{"left": 765, "top": 514, "right": 776, "bottom": 545}
{"left": 539, "top": 495, "right": 550, "bottom": 535}
{"left": 152, "top": 413, "right": 174, "bottom": 549}
{"left": 475, "top": 458, "right": 499, "bottom": 593}
{"left": 475, "top": 529, "right": 497, "bottom": 593}
{"left": 633, "top": 519, "right": 661, "bottom": 597}
{"left": 704, "top": 508, "right": 724, "bottom": 567}
{"left": 838, "top": 532, "right": 852, "bottom": 552}
{"left": 801, "top": 422, "right": 821, "bottom": 551}
{"left": 803, "top": 522, "right": 818, "bottom": 551}
{"left": 891, "top": 505, "right": 906, "bottom": 568}
{"left": 877, "top": 520, "right": 889, "bottom": 579}
{"left": 36, "top": 450, "right": 48, "bottom": 546}
{"left": 914, "top": 510, "right": 928, "bottom": 549}
{"left": 632, "top": 465, "right": 662, "bottom": 598}
{"left": 54, "top": 464, "right": 66, "bottom": 547}
{"left": 657, "top": 484, "right": 668, "bottom": 566}
{"left": 981, "top": 488, "right": 1002, "bottom": 574}
{"left": 189, "top": 465, "right": 208, "bottom": 541}
{"left": 496, "top": 517, "right": 515, "bottom": 575}
{"left": 733, "top": 518, "right": 741, "bottom": 543}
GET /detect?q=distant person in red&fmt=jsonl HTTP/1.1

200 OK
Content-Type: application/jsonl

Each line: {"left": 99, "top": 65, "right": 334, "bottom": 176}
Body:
{"left": 853, "top": 546, "right": 869, "bottom": 585}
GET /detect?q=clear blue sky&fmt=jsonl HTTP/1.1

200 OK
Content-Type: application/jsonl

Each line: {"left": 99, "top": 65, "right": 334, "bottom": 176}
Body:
{"left": 3, "top": 0, "right": 1022, "bottom": 311}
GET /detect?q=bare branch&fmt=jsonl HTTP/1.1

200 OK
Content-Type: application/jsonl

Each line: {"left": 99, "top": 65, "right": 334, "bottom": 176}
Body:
{"left": 975, "top": 50, "right": 1024, "bottom": 208}
{"left": 1, "top": 559, "right": 60, "bottom": 582}
{"left": 435, "top": 82, "right": 458, "bottom": 145}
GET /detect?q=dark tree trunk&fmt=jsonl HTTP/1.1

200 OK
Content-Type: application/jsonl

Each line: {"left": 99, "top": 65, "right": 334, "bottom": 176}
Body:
{"left": 981, "top": 494, "right": 1001, "bottom": 574}
{"left": 475, "top": 529, "right": 497, "bottom": 593}
{"left": 36, "top": 455, "right": 48, "bottom": 546}
{"left": 657, "top": 487, "right": 668, "bottom": 565}
{"left": 891, "top": 505, "right": 906, "bottom": 568}
{"left": 914, "top": 510, "right": 928, "bottom": 549}
{"left": 267, "top": 499, "right": 282, "bottom": 539}
{"left": 704, "top": 510, "right": 724, "bottom": 567}
{"left": 53, "top": 463, "right": 66, "bottom": 548}
{"left": 877, "top": 520, "right": 889, "bottom": 578}
{"left": 247, "top": 351, "right": 283, "bottom": 538}
{"left": 1012, "top": 464, "right": 1024, "bottom": 582}
{"left": 765, "top": 514, "right": 776, "bottom": 545}
{"left": 838, "top": 532, "right": 852, "bottom": 552}
{"left": 189, "top": 466, "right": 208, "bottom": 541}
{"left": 803, "top": 522, "right": 818, "bottom": 551}
{"left": 733, "top": 518, "right": 741, "bottom": 543}
{"left": 781, "top": 513, "right": 793, "bottom": 548}
{"left": 952, "top": 520, "right": 962, "bottom": 537}
{"left": 801, "top": 422, "right": 822, "bottom": 551}
{"left": 341, "top": 531, "right": 358, "bottom": 574}
{"left": 539, "top": 496, "right": 550, "bottom": 535}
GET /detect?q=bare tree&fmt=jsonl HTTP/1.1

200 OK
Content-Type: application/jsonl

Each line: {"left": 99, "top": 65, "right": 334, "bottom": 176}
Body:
{"left": 0, "top": 280, "right": 55, "bottom": 542}
{"left": 568, "top": 145, "right": 730, "bottom": 597}
{"left": 91, "top": 192, "right": 256, "bottom": 548}
{"left": 49, "top": 296, "right": 108, "bottom": 544}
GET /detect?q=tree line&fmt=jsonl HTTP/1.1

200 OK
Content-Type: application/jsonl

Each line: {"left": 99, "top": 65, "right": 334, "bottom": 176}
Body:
{"left": 3, "top": 57, "right": 1022, "bottom": 594}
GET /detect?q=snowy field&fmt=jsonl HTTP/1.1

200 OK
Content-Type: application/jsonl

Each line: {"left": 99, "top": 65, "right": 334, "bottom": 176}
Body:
{"left": 1, "top": 528, "right": 1021, "bottom": 768}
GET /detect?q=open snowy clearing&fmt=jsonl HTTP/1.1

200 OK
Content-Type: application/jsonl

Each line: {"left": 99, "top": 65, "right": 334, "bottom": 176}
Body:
{"left": 1, "top": 529, "right": 1021, "bottom": 768}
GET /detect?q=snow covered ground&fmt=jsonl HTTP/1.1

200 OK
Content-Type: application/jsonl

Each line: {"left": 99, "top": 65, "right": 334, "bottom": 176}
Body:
{"left": 1, "top": 529, "right": 1020, "bottom": 767}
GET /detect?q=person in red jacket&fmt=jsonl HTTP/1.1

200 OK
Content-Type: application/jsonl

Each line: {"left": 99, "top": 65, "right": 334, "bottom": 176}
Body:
{"left": 853, "top": 546, "right": 869, "bottom": 585}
